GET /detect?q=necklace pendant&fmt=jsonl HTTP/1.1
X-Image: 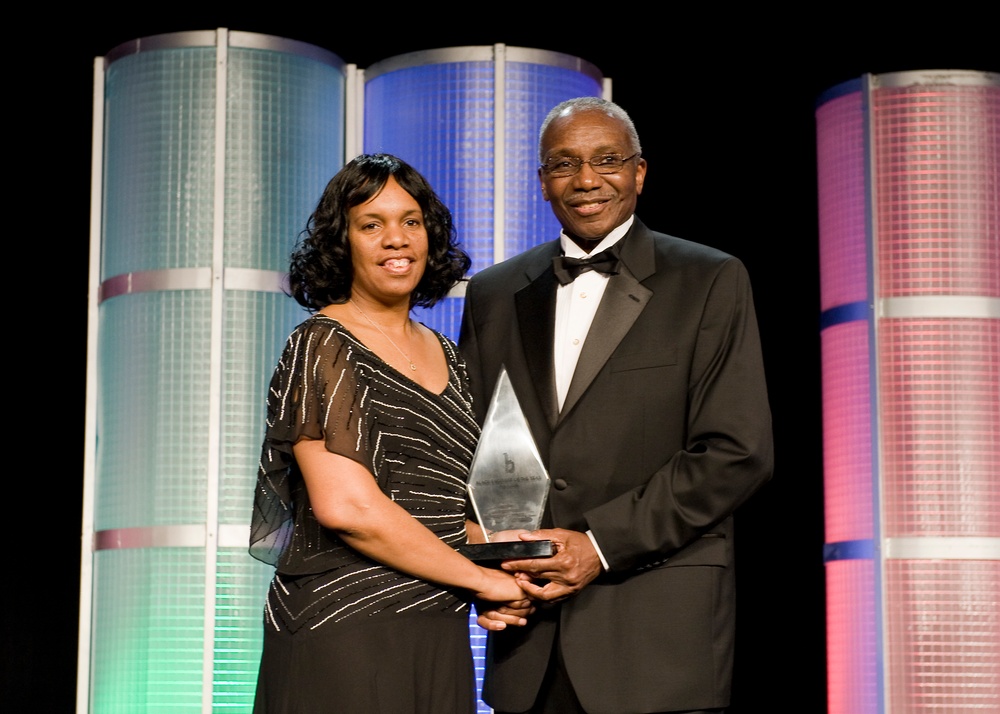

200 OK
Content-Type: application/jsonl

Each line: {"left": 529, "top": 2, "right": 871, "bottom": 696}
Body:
{"left": 350, "top": 299, "right": 417, "bottom": 373}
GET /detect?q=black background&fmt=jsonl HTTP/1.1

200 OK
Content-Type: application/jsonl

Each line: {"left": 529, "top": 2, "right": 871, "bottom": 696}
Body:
{"left": 15, "top": 12, "right": 996, "bottom": 712}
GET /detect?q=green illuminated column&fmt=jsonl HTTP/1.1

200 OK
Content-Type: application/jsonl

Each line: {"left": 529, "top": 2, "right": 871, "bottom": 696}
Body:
{"left": 82, "top": 29, "right": 345, "bottom": 712}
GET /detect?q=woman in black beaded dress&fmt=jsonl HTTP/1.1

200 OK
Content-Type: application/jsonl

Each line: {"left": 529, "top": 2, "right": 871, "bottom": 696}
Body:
{"left": 250, "top": 154, "right": 527, "bottom": 714}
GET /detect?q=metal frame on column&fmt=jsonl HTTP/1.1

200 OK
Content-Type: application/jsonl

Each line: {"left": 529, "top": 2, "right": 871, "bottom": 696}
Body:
{"left": 817, "top": 69, "right": 999, "bottom": 714}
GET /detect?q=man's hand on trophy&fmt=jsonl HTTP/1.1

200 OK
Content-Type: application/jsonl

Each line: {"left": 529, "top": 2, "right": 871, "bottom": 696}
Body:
{"left": 502, "top": 528, "right": 602, "bottom": 603}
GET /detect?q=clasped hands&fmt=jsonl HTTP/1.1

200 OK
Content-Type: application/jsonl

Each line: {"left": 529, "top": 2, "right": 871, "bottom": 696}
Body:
{"left": 475, "top": 528, "right": 603, "bottom": 632}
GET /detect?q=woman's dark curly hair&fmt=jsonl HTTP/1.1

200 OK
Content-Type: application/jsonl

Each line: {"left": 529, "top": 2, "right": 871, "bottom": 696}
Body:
{"left": 288, "top": 154, "right": 471, "bottom": 310}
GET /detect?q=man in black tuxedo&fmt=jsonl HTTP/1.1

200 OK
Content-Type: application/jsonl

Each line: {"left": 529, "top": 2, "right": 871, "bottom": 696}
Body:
{"left": 459, "top": 96, "right": 774, "bottom": 714}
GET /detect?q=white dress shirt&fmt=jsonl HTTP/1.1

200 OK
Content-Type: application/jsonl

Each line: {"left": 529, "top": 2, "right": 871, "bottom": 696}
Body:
{"left": 554, "top": 216, "right": 633, "bottom": 410}
{"left": 552, "top": 215, "right": 634, "bottom": 571}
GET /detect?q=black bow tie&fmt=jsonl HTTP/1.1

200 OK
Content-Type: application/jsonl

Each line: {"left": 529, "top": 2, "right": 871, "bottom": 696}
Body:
{"left": 552, "top": 249, "right": 621, "bottom": 286}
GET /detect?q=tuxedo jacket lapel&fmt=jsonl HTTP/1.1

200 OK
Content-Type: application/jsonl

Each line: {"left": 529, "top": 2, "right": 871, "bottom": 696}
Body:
{"left": 515, "top": 248, "right": 562, "bottom": 429}
{"left": 560, "top": 224, "right": 655, "bottom": 421}
{"left": 509, "top": 222, "right": 658, "bottom": 428}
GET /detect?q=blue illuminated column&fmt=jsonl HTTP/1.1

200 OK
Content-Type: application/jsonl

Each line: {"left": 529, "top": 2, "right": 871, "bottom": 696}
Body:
{"left": 82, "top": 29, "right": 345, "bottom": 712}
{"left": 360, "top": 44, "right": 607, "bottom": 341}
{"left": 360, "top": 45, "right": 606, "bottom": 712}
{"left": 817, "top": 70, "right": 999, "bottom": 714}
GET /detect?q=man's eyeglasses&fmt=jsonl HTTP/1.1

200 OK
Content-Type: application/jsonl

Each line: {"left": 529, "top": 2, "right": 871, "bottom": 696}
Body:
{"left": 540, "top": 152, "right": 640, "bottom": 178}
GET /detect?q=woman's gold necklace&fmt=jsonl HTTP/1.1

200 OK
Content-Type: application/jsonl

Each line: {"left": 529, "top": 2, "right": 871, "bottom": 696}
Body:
{"left": 349, "top": 299, "right": 417, "bottom": 371}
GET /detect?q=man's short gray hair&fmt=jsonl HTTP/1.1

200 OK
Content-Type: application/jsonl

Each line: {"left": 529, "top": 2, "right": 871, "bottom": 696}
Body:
{"left": 538, "top": 97, "right": 642, "bottom": 161}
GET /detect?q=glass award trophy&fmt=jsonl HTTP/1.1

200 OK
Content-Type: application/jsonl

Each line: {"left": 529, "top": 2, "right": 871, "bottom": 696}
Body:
{"left": 458, "top": 366, "right": 553, "bottom": 563}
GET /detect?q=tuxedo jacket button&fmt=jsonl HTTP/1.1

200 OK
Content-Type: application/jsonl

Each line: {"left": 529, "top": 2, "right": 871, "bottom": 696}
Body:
{"left": 553, "top": 478, "right": 568, "bottom": 490}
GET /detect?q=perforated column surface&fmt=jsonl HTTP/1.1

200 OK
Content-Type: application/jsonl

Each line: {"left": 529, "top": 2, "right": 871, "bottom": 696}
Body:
{"left": 871, "top": 74, "right": 1000, "bottom": 713}
{"left": 363, "top": 45, "right": 604, "bottom": 343}
{"left": 817, "top": 70, "right": 999, "bottom": 714}
{"left": 89, "top": 30, "right": 344, "bottom": 712}
{"left": 817, "top": 81, "right": 881, "bottom": 714}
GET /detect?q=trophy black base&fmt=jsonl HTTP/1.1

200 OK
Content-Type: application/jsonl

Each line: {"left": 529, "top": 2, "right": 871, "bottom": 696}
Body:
{"left": 458, "top": 540, "right": 553, "bottom": 564}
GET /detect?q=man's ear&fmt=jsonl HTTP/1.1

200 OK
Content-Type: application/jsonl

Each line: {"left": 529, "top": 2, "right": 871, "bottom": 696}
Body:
{"left": 634, "top": 159, "right": 648, "bottom": 195}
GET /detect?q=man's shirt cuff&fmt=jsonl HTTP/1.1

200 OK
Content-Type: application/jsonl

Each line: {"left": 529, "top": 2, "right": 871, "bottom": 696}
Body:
{"left": 586, "top": 530, "right": 610, "bottom": 571}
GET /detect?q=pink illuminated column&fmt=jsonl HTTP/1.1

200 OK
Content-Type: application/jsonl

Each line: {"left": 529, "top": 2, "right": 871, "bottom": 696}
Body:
{"left": 816, "top": 70, "right": 999, "bottom": 713}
